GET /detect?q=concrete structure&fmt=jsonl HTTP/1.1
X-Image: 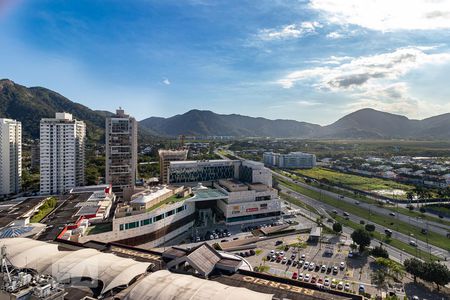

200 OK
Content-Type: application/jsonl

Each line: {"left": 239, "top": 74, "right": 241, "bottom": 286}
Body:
{"left": 105, "top": 108, "right": 138, "bottom": 194}
{"left": 39, "top": 113, "right": 85, "bottom": 195}
{"left": 158, "top": 149, "right": 188, "bottom": 184}
{"left": 0, "top": 119, "right": 21, "bottom": 195}
{"left": 263, "top": 152, "right": 316, "bottom": 169}
{"left": 168, "top": 159, "right": 272, "bottom": 187}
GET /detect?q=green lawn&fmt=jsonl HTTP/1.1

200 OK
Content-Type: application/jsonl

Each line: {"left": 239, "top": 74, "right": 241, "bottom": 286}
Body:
{"left": 294, "top": 167, "right": 414, "bottom": 199}
{"left": 277, "top": 176, "right": 450, "bottom": 251}
{"left": 86, "top": 223, "right": 112, "bottom": 235}
{"left": 146, "top": 194, "right": 192, "bottom": 212}
{"left": 332, "top": 214, "right": 439, "bottom": 262}
{"left": 391, "top": 206, "right": 450, "bottom": 227}
{"left": 30, "top": 197, "right": 57, "bottom": 223}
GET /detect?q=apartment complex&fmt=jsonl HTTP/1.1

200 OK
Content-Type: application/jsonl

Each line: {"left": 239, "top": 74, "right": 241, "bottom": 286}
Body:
{"left": 105, "top": 108, "right": 138, "bottom": 193}
{"left": 0, "top": 119, "right": 22, "bottom": 195}
{"left": 158, "top": 149, "right": 188, "bottom": 184}
{"left": 263, "top": 151, "right": 316, "bottom": 169}
{"left": 40, "top": 113, "right": 86, "bottom": 195}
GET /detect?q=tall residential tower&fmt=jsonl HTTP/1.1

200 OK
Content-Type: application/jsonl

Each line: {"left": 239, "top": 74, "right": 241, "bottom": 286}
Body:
{"left": 106, "top": 108, "right": 138, "bottom": 193}
{"left": 0, "top": 119, "right": 22, "bottom": 195}
{"left": 40, "top": 113, "right": 86, "bottom": 195}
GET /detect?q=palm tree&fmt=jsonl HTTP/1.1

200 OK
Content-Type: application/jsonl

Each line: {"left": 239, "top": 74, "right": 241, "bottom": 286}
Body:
{"left": 371, "top": 269, "right": 388, "bottom": 295}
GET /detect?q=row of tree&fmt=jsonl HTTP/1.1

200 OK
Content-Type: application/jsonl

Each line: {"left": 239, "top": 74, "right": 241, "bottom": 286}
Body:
{"left": 404, "top": 258, "right": 450, "bottom": 291}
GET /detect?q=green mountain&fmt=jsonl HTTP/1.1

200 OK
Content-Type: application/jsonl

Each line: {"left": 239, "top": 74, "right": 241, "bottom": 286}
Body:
{"left": 0, "top": 79, "right": 106, "bottom": 142}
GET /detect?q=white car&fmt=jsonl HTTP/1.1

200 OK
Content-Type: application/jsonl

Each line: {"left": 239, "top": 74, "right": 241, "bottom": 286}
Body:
{"left": 304, "top": 274, "right": 311, "bottom": 282}
{"left": 280, "top": 251, "right": 284, "bottom": 256}
{"left": 304, "top": 261, "right": 310, "bottom": 269}
{"left": 301, "top": 254, "right": 306, "bottom": 259}
{"left": 298, "top": 273, "right": 304, "bottom": 281}
{"left": 324, "top": 278, "right": 330, "bottom": 286}
{"left": 344, "top": 283, "right": 350, "bottom": 291}
{"left": 340, "top": 262, "right": 345, "bottom": 269}
{"left": 270, "top": 250, "right": 275, "bottom": 255}
{"left": 337, "top": 282, "right": 344, "bottom": 290}
{"left": 309, "top": 263, "right": 315, "bottom": 271}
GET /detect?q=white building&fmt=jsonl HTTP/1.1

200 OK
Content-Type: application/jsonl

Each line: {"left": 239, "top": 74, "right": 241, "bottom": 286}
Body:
{"left": 263, "top": 151, "right": 316, "bottom": 169}
{"left": 105, "top": 108, "right": 138, "bottom": 193}
{"left": 40, "top": 113, "right": 86, "bottom": 195}
{"left": 0, "top": 119, "right": 22, "bottom": 195}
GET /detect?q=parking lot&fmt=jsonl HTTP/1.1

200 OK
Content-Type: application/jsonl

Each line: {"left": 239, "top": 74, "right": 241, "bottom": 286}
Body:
{"left": 244, "top": 234, "right": 378, "bottom": 296}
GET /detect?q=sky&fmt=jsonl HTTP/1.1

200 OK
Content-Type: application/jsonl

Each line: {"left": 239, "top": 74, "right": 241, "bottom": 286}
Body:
{"left": 1, "top": 0, "right": 450, "bottom": 125}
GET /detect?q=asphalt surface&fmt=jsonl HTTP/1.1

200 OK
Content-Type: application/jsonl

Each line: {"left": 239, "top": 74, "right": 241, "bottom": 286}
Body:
{"left": 278, "top": 171, "right": 449, "bottom": 236}
{"left": 276, "top": 175, "right": 450, "bottom": 264}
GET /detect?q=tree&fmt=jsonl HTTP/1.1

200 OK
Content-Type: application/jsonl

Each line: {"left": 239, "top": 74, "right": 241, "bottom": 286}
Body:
{"left": 404, "top": 258, "right": 424, "bottom": 283}
{"left": 351, "top": 228, "right": 371, "bottom": 252}
{"left": 333, "top": 222, "right": 342, "bottom": 234}
{"left": 365, "top": 224, "right": 376, "bottom": 232}
{"left": 422, "top": 262, "right": 450, "bottom": 291}
{"left": 371, "top": 246, "right": 389, "bottom": 258}
{"left": 371, "top": 269, "right": 388, "bottom": 293}
{"left": 406, "top": 191, "right": 415, "bottom": 203}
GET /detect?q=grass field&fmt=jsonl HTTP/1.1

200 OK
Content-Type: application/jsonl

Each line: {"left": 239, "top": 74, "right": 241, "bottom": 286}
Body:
{"left": 280, "top": 192, "right": 320, "bottom": 216}
{"left": 277, "top": 176, "right": 450, "bottom": 251}
{"left": 332, "top": 215, "right": 439, "bottom": 262}
{"left": 30, "top": 197, "right": 57, "bottom": 223}
{"left": 294, "top": 167, "right": 414, "bottom": 199}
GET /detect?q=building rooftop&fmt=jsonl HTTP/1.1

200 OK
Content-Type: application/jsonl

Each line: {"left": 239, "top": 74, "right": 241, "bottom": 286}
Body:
{"left": 189, "top": 188, "right": 228, "bottom": 201}
{"left": 131, "top": 186, "right": 173, "bottom": 204}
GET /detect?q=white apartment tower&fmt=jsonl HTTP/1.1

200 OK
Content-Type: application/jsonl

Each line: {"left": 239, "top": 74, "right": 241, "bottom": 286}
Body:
{"left": 105, "top": 108, "right": 138, "bottom": 193}
{"left": 40, "top": 113, "right": 86, "bottom": 195}
{"left": 0, "top": 119, "right": 22, "bottom": 195}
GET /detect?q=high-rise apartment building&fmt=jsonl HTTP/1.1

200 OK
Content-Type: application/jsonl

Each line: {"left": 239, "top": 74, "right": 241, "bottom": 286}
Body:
{"left": 106, "top": 108, "right": 138, "bottom": 193}
{"left": 0, "top": 119, "right": 22, "bottom": 195}
{"left": 158, "top": 149, "right": 188, "bottom": 184}
{"left": 40, "top": 113, "right": 86, "bottom": 195}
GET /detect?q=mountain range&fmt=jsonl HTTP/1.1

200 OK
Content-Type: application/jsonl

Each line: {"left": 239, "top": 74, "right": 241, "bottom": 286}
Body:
{"left": 1, "top": 79, "right": 449, "bottom": 140}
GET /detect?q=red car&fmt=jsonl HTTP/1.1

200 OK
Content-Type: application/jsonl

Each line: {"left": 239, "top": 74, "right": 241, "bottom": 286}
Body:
{"left": 292, "top": 272, "right": 298, "bottom": 280}
{"left": 311, "top": 276, "right": 317, "bottom": 284}
{"left": 317, "top": 278, "right": 323, "bottom": 284}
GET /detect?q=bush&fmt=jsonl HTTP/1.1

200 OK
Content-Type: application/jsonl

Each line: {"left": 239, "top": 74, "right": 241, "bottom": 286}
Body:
{"left": 371, "top": 246, "right": 389, "bottom": 258}
{"left": 365, "top": 224, "right": 376, "bottom": 232}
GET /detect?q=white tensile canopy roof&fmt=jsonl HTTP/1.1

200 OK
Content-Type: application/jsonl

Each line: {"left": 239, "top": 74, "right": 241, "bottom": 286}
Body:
{"left": 0, "top": 238, "right": 152, "bottom": 295}
{"left": 121, "top": 270, "right": 273, "bottom": 300}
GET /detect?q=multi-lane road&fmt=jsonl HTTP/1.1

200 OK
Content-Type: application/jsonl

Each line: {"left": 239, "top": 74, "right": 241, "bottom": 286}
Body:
{"left": 275, "top": 172, "right": 450, "bottom": 264}
{"left": 277, "top": 170, "right": 449, "bottom": 236}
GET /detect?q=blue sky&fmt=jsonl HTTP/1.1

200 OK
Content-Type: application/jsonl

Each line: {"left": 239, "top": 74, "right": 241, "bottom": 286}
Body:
{"left": 1, "top": 0, "right": 450, "bottom": 124}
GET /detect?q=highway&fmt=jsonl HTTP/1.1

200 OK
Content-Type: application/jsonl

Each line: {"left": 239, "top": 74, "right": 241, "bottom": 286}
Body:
{"left": 224, "top": 149, "right": 450, "bottom": 263}
{"left": 275, "top": 173, "right": 450, "bottom": 264}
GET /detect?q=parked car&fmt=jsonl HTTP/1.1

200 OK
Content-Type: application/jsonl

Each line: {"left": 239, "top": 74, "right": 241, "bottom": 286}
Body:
{"left": 311, "top": 276, "right": 317, "bottom": 284}
{"left": 324, "top": 278, "right": 330, "bottom": 286}
{"left": 298, "top": 273, "right": 304, "bottom": 281}
{"left": 358, "top": 284, "right": 365, "bottom": 293}
{"left": 292, "top": 272, "right": 298, "bottom": 280}
{"left": 337, "top": 282, "right": 344, "bottom": 290}
{"left": 275, "top": 240, "right": 283, "bottom": 246}
{"left": 331, "top": 279, "right": 337, "bottom": 288}
{"left": 321, "top": 265, "right": 326, "bottom": 272}
{"left": 304, "top": 274, "right": 311, "bottom": 282}
{"left": 340, "top": 262, "right": 345, "bottom": 269}
{"left": 292, "top": 260, "right": 298, "bottom": 267}
{"left": 333, "top": 266, "right": 338, "bottom": 274}
{"left": 344, "top": 283, "right": 350, "bottom": 291}
{"left": 304, "top": 261, "right": 309, "bottom": 269}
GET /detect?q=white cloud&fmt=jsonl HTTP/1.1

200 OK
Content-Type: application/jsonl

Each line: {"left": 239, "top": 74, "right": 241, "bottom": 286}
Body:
{"left": 162, "top": 77, "right": 171, "bottom": 85}
{"left": 326, "top": 31, "right": 343, "bottom": 39}
{"left": 296, "top": 100, "right": 322, "bottom": 106}
{"left": 278, "top": 47, "right": 450, "bottom": 89}
{"left": 258, "top": 21, "right": 321, "bottom": 41}
{"left": 310, "top": 0, "right": 450, "bottom": 31}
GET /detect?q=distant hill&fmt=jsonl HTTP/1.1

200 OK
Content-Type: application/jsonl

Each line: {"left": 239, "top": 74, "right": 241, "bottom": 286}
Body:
{"left": 140, "top": 109, "right": 321, "bottom": 138}
{"left": 140, "top": 108, "right": 450, "bottom": 139}
{"left": 0, "top": 79, "right": 156, "bottom": 143}
{"left": 0, "top": 79, "right": 107, "bottom": 142}
{"left": 2, "top": 79, "right": 449, "bottom": 140}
